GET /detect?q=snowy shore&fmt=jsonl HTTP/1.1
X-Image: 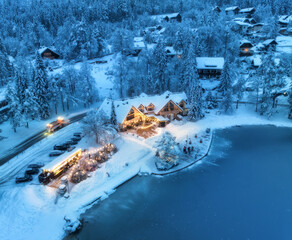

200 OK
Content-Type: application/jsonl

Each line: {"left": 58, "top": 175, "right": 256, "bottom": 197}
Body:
{"left": 0, "top": 105, "right": 292, "bottom": 240}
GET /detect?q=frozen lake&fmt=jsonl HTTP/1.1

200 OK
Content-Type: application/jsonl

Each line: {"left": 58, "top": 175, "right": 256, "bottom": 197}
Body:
{"left": 66, "top": 126, "right": 292, "bottom": 240}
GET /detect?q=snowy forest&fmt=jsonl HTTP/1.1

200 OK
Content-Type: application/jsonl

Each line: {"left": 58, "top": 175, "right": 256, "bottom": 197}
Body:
{"left": 0, "top": 0, "right": 292, "bottom": 132}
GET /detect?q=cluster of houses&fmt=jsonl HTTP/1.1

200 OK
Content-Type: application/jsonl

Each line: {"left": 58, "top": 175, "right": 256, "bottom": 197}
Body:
{"left": 99, "top": 91, "right": 188, "bottom": 132}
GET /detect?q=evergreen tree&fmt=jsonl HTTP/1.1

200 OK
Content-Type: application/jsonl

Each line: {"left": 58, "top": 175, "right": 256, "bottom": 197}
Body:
{"left": 218, "top": 59, "right": 233, "bottom": 113}
{"left": 110, "top": 99, "right": 117, "bottom": 126}
{"left": 188, "top": 78, "right": 204, "bottom": 121}
{"left": 6, "top": 84, "right": 23, "bottom": 132}
{"left": 33, "top": 53, "right": 51, "bottom": 119}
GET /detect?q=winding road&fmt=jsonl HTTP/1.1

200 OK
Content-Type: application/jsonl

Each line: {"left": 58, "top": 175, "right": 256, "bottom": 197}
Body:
{"left": 0, "top": 113, "right": 87, "bottom": 166}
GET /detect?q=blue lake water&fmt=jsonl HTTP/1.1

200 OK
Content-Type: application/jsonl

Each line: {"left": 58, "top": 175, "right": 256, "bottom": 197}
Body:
{"left": 66, "top": 126, "right": 292, "bottom": 240}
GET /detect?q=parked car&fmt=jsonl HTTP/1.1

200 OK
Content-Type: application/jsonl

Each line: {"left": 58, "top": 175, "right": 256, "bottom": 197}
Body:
{"left": 67, "top": 146, "right": 76, "bottom": 152}
{"left": 25, "top": 167, "right": 39, "bottom": 175}
{"left": 28, "top": 163, "right": 44, "bottom": 168}
{"left": 73, "top": 132, "right": 82, "bottom": 137}
{"left": 65, "top": 140, "right": 78, "bottom": 146}
{"left": 72, "top": 137, "right": 81, "bottom": 142}
{"left": 54, "top": 144, "right": 70, "bottom": 151}
{"left": 16, "top": 174, "right": 33, "bottom": 183}
{"left": 49, "top": 151, "right": 65, "bottom": 157}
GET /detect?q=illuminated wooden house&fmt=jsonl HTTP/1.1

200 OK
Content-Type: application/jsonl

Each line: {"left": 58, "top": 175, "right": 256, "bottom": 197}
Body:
{"left": 240, "top": 40, "right": 254, "bottom": 56}
{"left": 98, "top": 92, "right": 188, "bottom": 131}
{"left": 38, "top": 47, "right": 60, "bottom": 60}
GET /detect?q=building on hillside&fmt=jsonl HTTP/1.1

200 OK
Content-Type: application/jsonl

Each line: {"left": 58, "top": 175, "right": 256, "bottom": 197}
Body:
{"left": 38, "top": 47, "right": 60, "bottom": 60}
{"left": 249, "top": 23, "right": 265, "bottom": 34}
{"left": 98, "top": 92, "right": 188, "bottom": 131}
{"left": 234, "top": 20, "right": 253, "bottom": 35}
{"left": 225, "top": 6, "right": 240, "bottom": 15}
{"left": 165, "top": 46, "right": 182, "bottom": 58}
{"left": 259, "top": 39, "right": 278, "bottom": 52}
{"left": 239, "top": 7, "right": 256, "bottom": 15}
{"left": 151, "top": 13, "right": 182, "bottom": 23}
{"left": 234, "top": 17, "right": 257, "bottom": 25}
{"left": 240, "top": 40, "right": 254, "bottom": 56}
{"left": 132, "top": 37, "right": 146, "bottom": 56}
{"left": 278, "top": 15, "right": 292, "bottom": 28}
{"left": 196, "top": 57, "right": 225, "bottom": 78}
{"left": 213, "top": 6, "right": 221, "bottom": 13}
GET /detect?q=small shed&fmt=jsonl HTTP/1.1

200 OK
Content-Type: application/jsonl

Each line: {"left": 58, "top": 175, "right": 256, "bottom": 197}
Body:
{"left": 38, "top": 47, "right": 60, "bottom": 60}
{"left": 261, "top": 39, "right": 278, "bottom": 51}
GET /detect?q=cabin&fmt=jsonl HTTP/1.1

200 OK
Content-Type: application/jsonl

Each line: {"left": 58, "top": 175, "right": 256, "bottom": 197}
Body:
{"left": 98, "top": 92, "right": 188, "bottom": 131}
{"left": 38, "top": 47, "right": 60, "bottom": 60}
{"left": 151, "top": 13, "right": 182, "bottom": 23}
{"left": 234, "top": 21, "right": 253, "bottom": 35}
{"left": 249, "top": 23, "right": 264, "bottom": 34}
{"left": 133, "top": 37, "right": 146, "bottom": 56}
{"left": 225, "top": 6, "right": 240, "bottom": 15}
{"left": 240, "top": 40, "right": 254, "bottom": 56}
{"left": 278, "top": 15, "right": 292, "bottom": 28}
{"left": 234, "top": 17, "right": 256, "bottom": 25}
{"left": 165, "top": 46, "right": 182, "bottom": 58}
{"left": 213, "top": 6, "right": 221, "bottom": 13}
{"left": 239, "top": 7, "right": 256, "bottom": 15}
{"left": 260, "top": 39, "right": 278, "bottom": 52}
{"left": 196, "top": 57, "right": 225, "bottom": 78}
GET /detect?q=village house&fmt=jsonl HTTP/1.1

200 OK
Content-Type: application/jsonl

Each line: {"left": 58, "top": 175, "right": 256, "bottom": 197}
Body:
{"left": 239, "top": 7, "right": 256, "bottom": 15}
{"left": 278, "top": 15, "right": 292, "bottom": 28}
{"left": 165, "top": 46, "right": 182, "bottom": 58}
{"left": 196, "top": 57, "right": 225, "bottom": 78}
{"left": 151, "top": 13, "right": 182, "bottom": 23}
{"left": 98, "top": 92, "right": 188, "bottom": 131}
{"left": 213, "top": 6, "right": 221, "bottom": 13}
{"left": 240, "top": 40, "right": 254, "bottom": 56}
{"left": 132, "top": 37, "right": 146, "bottom": 56}
{"left": 259, "top": 39, "right": 278, "bottom": 52}
{"left": 225, "top": 6, "right": 240, "bottom": 15}
{"left": 38, "top": 47, "right": 60, "bottom": 60}
{"left": 234, "top": 20, "right": 253, "bottom": 35}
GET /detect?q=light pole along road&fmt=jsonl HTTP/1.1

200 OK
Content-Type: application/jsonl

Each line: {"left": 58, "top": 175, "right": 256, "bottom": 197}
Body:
{"left": 0, "top": 112, "right": 87, "bottom": 166}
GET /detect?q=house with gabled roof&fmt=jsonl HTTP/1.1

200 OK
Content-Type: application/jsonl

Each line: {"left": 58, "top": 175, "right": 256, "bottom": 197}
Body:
{"left": 196, "top": 57, "right": 225, "bottom": 78}
{"left": 38, "top": 47, "right": 60, "bottom": 60}
{"left": 239, "top": 7, "right": 256, "bottom": 15}
{"left": 240, "top": 40, "right": 254, "bottom": 56}
{"left": 98, "top": 92, "right": 188, "bottom": 131}
{"left": 225, "top": 6, "right": 240, "bottom": 15}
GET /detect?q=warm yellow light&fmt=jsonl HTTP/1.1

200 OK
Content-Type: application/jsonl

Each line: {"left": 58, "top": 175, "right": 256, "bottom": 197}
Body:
{"left": 244, "top": 48, "right": 249, "bottom": 52}
{"left": 57, "top": 116, "right": 64, "bottom": 121}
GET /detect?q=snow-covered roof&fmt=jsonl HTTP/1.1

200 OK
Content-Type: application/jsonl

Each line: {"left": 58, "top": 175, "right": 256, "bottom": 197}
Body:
{"left": 134, "top": 37, "right": 143, "bottom": 42}
{"left": 44, "top": 149, "right": 82, "bottom": 171}
{"left": 134, "top": 41, "right": 146, "bottom": 49}
{"left": 234, "top": 21, "right": 252, "bottom": 27}
{"left": 239, "top": 8, "right": 255, "bottom": 13}
{"left": 196, "top": 57, "right": 225, "bottom": 70}
{"left": 98, "top": 91, "right": 187, "bottom": 124}
{"left": 279, "top": 15, "right": 292, "bottom": 24}
{"left": 38, "top": 46, "right": 58, "bottom": 55}
{"left": 225, "top": 6, "right": 240, "bottom": 11}
{"left": 262, "top": 39, "right": 277, "bottom": 46}
{"left": 165, "top": 46, "right": 182, "bottom": 56}
{"left": 252, "top": 55, "right": 262, "bottom": 67}
{"left": 240, "top": 39, "right": 253, "bottom": 47}
{"left": 151, "top": 12, "right": 180, "bottom": 21}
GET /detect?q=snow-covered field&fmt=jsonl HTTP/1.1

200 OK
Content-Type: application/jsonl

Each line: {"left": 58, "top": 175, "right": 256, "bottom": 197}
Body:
{"left": 1, "top": 103, "right": 292, "bottom": 240}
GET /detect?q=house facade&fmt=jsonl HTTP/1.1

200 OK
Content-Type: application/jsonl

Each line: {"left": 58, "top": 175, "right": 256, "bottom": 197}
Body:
{"left": 98, "top": 92, "right": 188, "bottom": 131}
{"left": 39, "top": 47, "right": 60, "bottom": 60}
{"left": 196, "top": 57, "right": 225, "bottom": 78}
{"left": 240, "top": 40, "right": 254, "bottom": 56}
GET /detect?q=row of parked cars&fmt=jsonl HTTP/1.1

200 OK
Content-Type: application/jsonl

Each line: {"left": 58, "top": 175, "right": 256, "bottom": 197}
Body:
{"left": 15, "top": 163, "right": 44, "bottom": 183}
{"left": 15, "top": 132, "right": 83, "bottom": 184}
{"left": 49, "top": 132, "right": 83, "bottom": 157}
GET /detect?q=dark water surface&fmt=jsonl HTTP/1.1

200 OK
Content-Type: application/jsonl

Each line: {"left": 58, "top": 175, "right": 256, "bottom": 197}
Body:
{"left": 67, "top": 126, "right": 292, "bottom": 240}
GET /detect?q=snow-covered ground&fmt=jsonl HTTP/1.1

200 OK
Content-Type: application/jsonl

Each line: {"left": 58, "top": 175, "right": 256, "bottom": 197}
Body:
{"left": 276, "top": 36, "right": 292, "bottom": 54}
{"left": 0, "top": 103, "right": 292, "bottom": 240}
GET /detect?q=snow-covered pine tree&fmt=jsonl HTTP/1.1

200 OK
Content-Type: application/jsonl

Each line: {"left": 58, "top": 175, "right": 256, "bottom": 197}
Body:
{"left": 6, "top": 84, "right": 23, "bottom": 132}
{"left": 188, "top": 74, "right": 204, "bottom": 121}
{"left": 218, "top": 59, "right": 233, "bottom": 113}
{"left": 78, "top": 63, "right": 97, "bottom": 108}
{"left": 154, "top": 132, "right": 180, "bottom": 165}
{"left": 33, "top": 52, "right": 51, "bottom": 119}
{"left": 152, "top": 40, "right": 167, "bottom": 94}
{"left": 110, "top": 99, "right": 117, "bottom": 126}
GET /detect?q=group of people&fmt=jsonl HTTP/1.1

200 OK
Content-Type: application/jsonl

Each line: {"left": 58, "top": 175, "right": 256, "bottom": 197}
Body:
{"left": 183, "top": 136, "right": 197, "bottom": 155}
